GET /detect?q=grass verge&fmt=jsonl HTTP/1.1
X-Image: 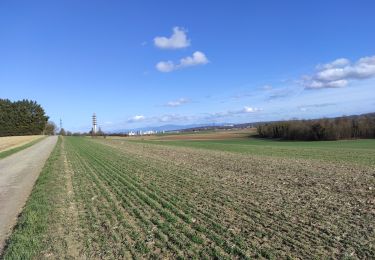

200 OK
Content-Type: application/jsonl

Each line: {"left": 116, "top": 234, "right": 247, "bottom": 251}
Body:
{"left": 1, "top": 137, "right": 63, "bottom": 259}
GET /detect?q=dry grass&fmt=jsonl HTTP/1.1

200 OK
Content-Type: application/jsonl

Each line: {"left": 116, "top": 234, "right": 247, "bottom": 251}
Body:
{"left": 0, "top": 135, "right": 43, "bottom": 152}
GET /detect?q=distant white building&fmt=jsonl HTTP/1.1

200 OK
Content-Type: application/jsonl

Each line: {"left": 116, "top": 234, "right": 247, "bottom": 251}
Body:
{"left": 143, "top": 130, "right": 157, "bottom": 135}
{"left": 128, "top": 130, "right": 158, "bottom": 136}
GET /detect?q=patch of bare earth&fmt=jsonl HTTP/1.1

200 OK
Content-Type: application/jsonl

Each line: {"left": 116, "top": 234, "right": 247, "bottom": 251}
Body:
{"left": 0, "top": 135, "right": 42, "bottom": 152}
{"left": 98, "top": 139, "right": 375, "bottom": 259}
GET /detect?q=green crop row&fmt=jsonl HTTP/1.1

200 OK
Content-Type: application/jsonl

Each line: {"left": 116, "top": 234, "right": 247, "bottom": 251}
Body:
{"left": 96, "top": 137, "right": 375, "bottom": 259}
{"left": 4, "top": 136, "right": 373, "bottom": 259}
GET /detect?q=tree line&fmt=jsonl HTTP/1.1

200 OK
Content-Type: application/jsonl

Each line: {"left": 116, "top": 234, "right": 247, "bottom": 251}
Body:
{"left": 257, "top": 113, "right": 375, "bottom": 141}
{"left": 0, "top": 99, "right": 51, "bottom": 136}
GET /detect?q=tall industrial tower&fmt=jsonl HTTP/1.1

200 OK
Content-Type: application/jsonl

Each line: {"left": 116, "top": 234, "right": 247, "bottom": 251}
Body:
{"left": 92, "top": 113, "right": 97, "bottom": 134}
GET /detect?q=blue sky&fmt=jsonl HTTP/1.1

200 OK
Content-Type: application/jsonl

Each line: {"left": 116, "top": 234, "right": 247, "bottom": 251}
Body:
{"left": 1, "top": 0, "right": 375, "bottom": 132}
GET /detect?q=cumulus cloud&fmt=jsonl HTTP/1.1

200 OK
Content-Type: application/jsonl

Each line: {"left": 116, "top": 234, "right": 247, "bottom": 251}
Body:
{"left": 166, "top": 98, "right": 190, "bottom": 107}
{"left": 180, "top": 51, "right": 208, "bottom": 66}
{"left": 154, "top": 27, "right": 190, "bottom": 49}
{"left": 156, "top": 61, "right": 175, "bottom": 72}
{"left": 127, "top": 115, "right": 145, "bottom": 123}
{"left": 315, "top": 58, "right": 350, "bottom": 70}
{"left": 243, "top": 106, "right": 262, "bottom": 113}
{"left": 156, "top": 51, "right": 209, "bottom": 72}
{"left": 303, "top": 55, "right": 375, "bottom": 89}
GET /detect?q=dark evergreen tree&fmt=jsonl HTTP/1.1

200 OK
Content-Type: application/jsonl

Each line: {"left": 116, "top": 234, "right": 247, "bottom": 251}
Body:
{"left": 0, "top": 99, "right": 49, "bottom": 136}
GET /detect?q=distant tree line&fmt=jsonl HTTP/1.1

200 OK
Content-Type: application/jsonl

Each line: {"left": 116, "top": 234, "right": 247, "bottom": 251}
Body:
{"left": 107, "top": 133, "right": 129, "bottom": 137}
{"left": 62, "top": 131, "right": 87, "bottom": 136}
{"left": 58, "top": 130, "right": 107, "bottom": 137}
{"left": 257, "top": 113, "right": 375, "bottom": 141}
{"left": 89, "top": 127, "right": 105, "bottom": 136}
{"left": 0, "top": 99, "right": 50, "bottom": 136}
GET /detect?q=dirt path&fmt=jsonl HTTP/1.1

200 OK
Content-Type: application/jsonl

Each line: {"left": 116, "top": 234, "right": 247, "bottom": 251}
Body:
{"left": 0, "top": 136, "right": 58, "bottom": 252}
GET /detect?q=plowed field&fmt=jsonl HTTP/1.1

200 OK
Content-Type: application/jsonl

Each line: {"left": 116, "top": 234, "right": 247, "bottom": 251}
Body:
{"left": 3, "top": 136, "right": 374, "bottom": 259}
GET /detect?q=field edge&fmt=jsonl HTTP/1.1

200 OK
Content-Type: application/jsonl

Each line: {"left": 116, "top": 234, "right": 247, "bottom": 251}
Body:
{"left": 0, "top": 136, "right": 46, "bottom": 159}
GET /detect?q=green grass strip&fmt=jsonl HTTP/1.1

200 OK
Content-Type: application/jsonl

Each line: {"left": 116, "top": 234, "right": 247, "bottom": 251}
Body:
{"left": 1, "top": 137, "right": 62, "bottom": 259}
{"left": 0, "top": 136, "right": 46, "bottom": 159}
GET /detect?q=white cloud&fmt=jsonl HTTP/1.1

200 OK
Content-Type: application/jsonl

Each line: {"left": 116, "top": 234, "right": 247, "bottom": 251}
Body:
{"left": 206, "top": 106, "right": 263, "bottom": 120}
{"left": 303, "top": 55, "right": 375, "bottom": 89}
{"left": 243, "top": 106, "right": 262, "bottom": 113}
{"left": 316, "top": 58, "right": 350, "bottom": 70}
{"left": 154, "top": 27, "right": 190, "bottom": 49}
{"left": 306, "top": 79, "right": 348, "bottom": 89}
{"left": 156, "top": 51, "right": 209, "bottom": 72}
{"left": 156, "top": 61, "right": 175, "bottom": 72}
{"left": 166, "top": 98, "right": 190, "bottom": 107}
{"left": 180, "top": 51, "right": 208, "bottom": 66}
{"left": 133, "top": 115, "right": 145, "bottom": 121}
{"left": 127, "top": 115, "right": 145, "bottom": 123}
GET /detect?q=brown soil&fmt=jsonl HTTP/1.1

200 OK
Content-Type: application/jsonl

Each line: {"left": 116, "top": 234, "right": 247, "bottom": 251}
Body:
{"left": 96, "top": 138, "right": 375, "bottom": 259}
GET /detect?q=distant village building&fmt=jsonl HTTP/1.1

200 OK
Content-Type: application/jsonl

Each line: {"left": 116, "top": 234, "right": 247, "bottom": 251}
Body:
{"left": 143, "top": 130, "right": 157, "bottom": 135}
{"left": 127, "top": 130, "right": 158, "bottom": 136}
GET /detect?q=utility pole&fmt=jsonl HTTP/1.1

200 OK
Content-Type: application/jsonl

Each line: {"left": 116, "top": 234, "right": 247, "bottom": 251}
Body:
{"left": 60, "top": 118, "right": 63, "bottom": 131}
